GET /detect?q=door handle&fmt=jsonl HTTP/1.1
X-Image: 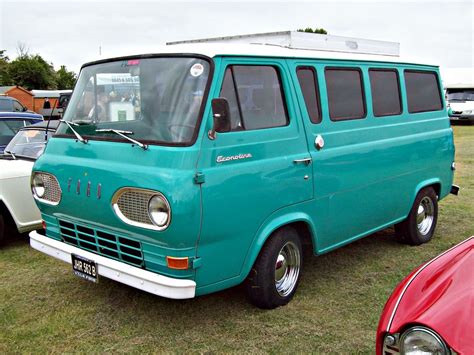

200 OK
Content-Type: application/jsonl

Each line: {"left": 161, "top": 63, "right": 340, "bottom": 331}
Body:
{"left": 293, "top": 158, "right": 312, "bottom": 165}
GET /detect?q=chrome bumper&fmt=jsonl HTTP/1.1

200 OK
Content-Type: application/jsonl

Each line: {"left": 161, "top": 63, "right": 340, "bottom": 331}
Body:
{"left": 29, "top": 231, "right": 196, "bottom": 299}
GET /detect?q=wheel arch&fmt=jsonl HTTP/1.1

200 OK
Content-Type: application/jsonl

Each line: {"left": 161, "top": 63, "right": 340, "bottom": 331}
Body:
{"left": 240, "top": 212, "right": 317, "bottom": 280}
{"left": 407, "top": 179, "right": 442, "bottom": 215}
{"left": 0, "top": 200, "right": 16, "bottom": 227}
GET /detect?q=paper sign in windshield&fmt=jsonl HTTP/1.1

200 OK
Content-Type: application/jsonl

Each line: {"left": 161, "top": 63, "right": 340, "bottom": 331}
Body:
{"left": 190, "top": 63, "right": 204, "bottom": 77}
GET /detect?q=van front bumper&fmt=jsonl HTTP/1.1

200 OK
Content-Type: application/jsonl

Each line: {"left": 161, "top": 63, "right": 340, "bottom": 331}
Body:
{"left": 29, "top": 231, "right": 196, "bottom": 299}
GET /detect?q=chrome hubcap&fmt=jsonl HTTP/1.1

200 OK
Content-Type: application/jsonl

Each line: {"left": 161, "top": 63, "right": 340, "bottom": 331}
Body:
{"left": 274, "top": 241, "right": 301, "bottom": 297}
{"left": 416, "top": 196, "right": 434, "bottom": 236}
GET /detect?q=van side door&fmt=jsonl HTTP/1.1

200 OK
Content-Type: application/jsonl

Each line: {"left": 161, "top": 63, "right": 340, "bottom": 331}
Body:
{"left": 289, "top": 61, "right": 401, "bottom": 253}
{"left": 195, "top": 58, "right": 313, "bottom": 290}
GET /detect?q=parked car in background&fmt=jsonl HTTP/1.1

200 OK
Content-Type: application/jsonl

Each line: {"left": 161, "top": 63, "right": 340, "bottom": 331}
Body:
{"left": 0, "top": 120, "right": 59, "bottom": 245}
{"left": 377, "top": 236, "right": 474, "bottom": 355}
{"left": 32, "top": 90, "right": 73, "bottom": 119}
{"left": 58, "top": 92, "right": 72, "bottom": 117}
{"left": 0, "top": 95, "right": 30, "bottom": 113}
{"left": 0, "top": 112, "right": 43, "bottom": 153}
{"left": 446, "top": 85, "right": 474, "bottom": 125}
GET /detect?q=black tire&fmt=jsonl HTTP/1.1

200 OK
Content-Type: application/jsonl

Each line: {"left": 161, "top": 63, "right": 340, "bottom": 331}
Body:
{"left": 245, "top": 227, "right": 303, "bottom": 309}
{"left": 0, "top": 213, "right": 5, "bottom": 246}
{"left": 395, "top": 187, "right": 438, "bottom": 246}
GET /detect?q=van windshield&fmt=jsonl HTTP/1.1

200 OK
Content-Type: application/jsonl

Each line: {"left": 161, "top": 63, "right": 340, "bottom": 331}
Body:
{"left": 447, "top": 89, "right": 474, "bottom": 102}
{"left": 59, "top": 56, "right": 211, "bottom": 145}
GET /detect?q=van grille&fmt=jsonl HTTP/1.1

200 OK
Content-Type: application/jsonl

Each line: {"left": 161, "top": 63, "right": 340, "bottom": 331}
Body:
{"left": 58, "top": 220, "right": 143, "bottom": 267}
{"left": 116, "top": 189, "right": 154, "bottom": 226}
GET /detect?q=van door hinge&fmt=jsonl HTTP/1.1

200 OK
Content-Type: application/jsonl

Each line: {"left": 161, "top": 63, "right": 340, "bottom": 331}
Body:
{"left": 194, "top": 172, "right": 205, "bottom": 184}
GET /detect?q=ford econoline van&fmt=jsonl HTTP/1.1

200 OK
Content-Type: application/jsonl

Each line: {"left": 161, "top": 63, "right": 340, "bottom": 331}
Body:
{"left": 29, "top": 44, "right": 456, "bottom": 308}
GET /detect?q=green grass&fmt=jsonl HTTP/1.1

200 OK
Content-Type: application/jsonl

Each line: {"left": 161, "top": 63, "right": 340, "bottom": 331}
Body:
{"left": 1, "top": 126, "right": 473, "bottom": 353}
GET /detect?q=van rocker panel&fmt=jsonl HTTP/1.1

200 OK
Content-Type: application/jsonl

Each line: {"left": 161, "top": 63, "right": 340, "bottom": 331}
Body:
{"left": 30, "top": 231, "right": 196, "bottom": 299}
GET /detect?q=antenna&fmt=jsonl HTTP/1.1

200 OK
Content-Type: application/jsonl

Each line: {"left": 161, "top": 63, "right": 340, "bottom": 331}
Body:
{"left": 44, "top": 97, "right": 58, "bottom": 142}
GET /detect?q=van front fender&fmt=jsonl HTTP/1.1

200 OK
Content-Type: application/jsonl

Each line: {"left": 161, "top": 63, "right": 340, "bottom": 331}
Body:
{"left": 240, "top": 206, "right": 317, "bottom": 280}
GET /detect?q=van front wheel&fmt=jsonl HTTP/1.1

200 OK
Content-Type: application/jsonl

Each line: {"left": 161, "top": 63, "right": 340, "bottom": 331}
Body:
{"left": 246, "top": 227, "right": 302, "bottom": 309}
{"left": 395, "top": 187, "right": 438, "bottom": 245}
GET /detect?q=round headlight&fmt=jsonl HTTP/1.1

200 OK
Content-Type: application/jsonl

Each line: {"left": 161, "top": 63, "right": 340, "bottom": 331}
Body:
{"left": 400, "top": 326, "right": 448, "bottom": 355}
{"left": 32, "top": 174, "right": 45, "bottom": 198}
{"left": 148, "top": 195, "right": 170, "bottom": 228}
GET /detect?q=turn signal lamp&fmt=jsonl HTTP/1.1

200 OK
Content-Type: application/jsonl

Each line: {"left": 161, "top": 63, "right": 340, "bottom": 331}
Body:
{"left": 166, "top": 256, "right": 189, "bottom": 270}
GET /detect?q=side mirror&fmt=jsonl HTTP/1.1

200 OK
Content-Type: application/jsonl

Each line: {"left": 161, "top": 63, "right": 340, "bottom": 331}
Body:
{"left": 209, "top": 98, "right": 231, "bottom": 139}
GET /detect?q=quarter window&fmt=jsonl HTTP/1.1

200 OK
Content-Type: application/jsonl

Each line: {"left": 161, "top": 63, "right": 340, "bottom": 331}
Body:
{"left": 369, "top": 69, "right": 402, "bottom": 117}
{"left": 296, "top": 67, "right": 322, "bottom": 124}
{"left": 325, "top": 68, "right": 366, "bottom": 121}
{"left": 219, "top": 65, "right": 288, "bottom": 131}
{"left": 13, "top": 100, "right": 25, "bottom": 112}
{"left": 404, "top": 70, "right": 443, "bottom": 113}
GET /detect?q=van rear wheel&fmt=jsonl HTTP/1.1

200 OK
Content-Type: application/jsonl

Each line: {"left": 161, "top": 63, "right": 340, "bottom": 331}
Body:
{"left": 245, "top": 227, "right": 302, "bottom": 309}
{"left": 395, "top": 187, "right": 438, "bottom": 246}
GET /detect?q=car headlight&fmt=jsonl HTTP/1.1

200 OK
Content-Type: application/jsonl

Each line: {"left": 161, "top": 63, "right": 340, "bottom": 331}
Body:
{"left": 400, "top": 326, "right": 449, "bottom": 355}
{"left": 463, "top": 109, "right": 473, "bottom": 114}
{"left": 32, "top": 174, "right": 46, "bottom": 198}
{"left": 148, "top": 194, "right": 171, "bottom": 228}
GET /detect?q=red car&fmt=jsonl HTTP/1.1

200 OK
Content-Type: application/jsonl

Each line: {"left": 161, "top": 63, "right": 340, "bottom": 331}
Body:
{"left": 377, "top": 236, "right": 474, "bottom": 354}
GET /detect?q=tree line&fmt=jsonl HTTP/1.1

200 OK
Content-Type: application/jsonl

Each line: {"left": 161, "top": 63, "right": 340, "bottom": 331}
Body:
{"left": 0, "top": 47, "right": 76, "bottom": 91}
{"left": 297, "top": 27, "right": 328, "bottom": 35}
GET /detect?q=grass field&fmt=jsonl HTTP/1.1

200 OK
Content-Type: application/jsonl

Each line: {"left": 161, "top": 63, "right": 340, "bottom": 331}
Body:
{"left": 1, "top": 126, "right": 472, "bottom": 353}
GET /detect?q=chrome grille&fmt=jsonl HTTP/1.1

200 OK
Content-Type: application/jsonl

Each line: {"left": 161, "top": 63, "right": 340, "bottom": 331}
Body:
{"left": 59, "top": 219, "right": 144, "bottom": 267}
{"left": 116, "top": 190, "right": 154, "bottom": 225}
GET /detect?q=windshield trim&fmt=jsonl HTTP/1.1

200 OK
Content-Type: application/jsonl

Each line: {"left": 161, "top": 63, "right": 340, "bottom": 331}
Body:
{"left": 55, "top": 53, "right": 214, "bottom": 147}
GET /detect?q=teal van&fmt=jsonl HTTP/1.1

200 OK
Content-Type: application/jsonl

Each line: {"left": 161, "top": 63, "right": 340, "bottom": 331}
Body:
{"left": 29, "top": 45, "right": 457, "bottom": 308}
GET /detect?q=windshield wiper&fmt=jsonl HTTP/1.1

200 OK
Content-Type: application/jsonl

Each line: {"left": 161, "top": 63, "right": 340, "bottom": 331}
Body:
{"left": 95, "top": 129, "right": 148, "bottom": 150}
{"left": 59, "top": 120, "right": 88, "bottom": 144}
{"left": 3, "top": 150, "right": 16, "bottom": 160}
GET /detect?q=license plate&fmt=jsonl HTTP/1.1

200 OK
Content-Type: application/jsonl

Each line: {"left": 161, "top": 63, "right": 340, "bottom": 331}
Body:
{"left": 72, "top": 254, "right": 98, "bottom": 283}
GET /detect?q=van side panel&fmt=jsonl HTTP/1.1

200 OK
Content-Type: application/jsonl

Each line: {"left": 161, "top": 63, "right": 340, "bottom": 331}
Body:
{"left": 288, "top": 60, "right": 454, "bottom": 253}
{"left": 196, "top": 57, "right": 454, "bottom": 295}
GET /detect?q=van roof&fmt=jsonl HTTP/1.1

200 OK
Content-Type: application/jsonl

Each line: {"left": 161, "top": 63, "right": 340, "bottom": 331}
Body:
{"left": 85, "top": 43, "right": 438, "bottom": 69}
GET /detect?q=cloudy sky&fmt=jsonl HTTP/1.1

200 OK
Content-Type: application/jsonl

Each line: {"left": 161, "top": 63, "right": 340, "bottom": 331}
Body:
{"left": 0, "top": 0, "right": 472, "bottom": 75}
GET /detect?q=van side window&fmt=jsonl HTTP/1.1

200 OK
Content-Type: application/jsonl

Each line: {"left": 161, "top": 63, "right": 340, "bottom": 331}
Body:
{"left": 404, "top": 70, "right": 443, "bottom": 113}
{"left": 369, "top": 69, "right": 402, "bottom": 117}
{"left": 219, "top": 66, "right": 289, "bottom": 131}
{"left": 220, "top": 68, "right": 244, "bottom": 130}
{"left": 325, "top": 68, "right": 366, "bottom": 121}
{"left": 296, "top": 67, "right": 322, "bottom": 124}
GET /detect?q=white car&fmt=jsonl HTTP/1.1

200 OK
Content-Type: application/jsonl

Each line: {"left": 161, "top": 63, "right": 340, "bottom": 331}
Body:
{"left": 0, "top": 121, "right": 58, "bottom": 245}
{"left": 446, "top": 86, "right": 474, "bottom": 125}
